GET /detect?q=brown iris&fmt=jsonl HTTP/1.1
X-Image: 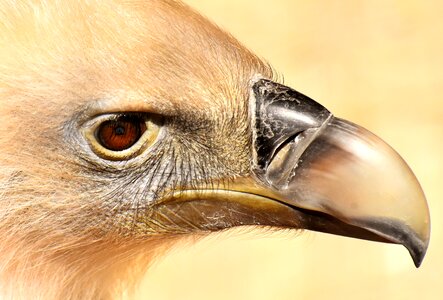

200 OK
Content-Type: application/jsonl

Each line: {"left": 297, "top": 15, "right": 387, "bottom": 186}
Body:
{"left": 97, "top": 116, "right": 147, "bottom": 151}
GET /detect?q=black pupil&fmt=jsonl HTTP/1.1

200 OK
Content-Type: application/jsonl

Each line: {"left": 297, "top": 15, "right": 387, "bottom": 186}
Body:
{"left": 114, "top": 126, "right": 126, "bottom": 135}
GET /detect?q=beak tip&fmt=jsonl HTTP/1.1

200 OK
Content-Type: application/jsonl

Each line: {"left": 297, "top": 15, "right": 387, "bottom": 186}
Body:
{"left": 354, "top": 217, "right": 430, "bottom": 268}
{"left": 384, "top": 219, "right": 430, "bottom": 268}
{"left": 410, "top": 240, "right": 428, "bottom": 268}
{"left": 410, "top": 229, "right": 430, "bottom": 268}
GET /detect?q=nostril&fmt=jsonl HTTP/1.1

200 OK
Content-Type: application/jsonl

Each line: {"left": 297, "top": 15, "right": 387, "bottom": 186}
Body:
{"left": 266, "top": 132, "right": 303, "bottom": 187}
{"left": 263, "top": 118, "right": 330, "bottom": 189}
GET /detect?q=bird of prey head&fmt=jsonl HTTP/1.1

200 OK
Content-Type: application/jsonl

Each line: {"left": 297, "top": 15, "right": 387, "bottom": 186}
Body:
{"left": 0, "top": 0, "right": 430, "bottom": 299}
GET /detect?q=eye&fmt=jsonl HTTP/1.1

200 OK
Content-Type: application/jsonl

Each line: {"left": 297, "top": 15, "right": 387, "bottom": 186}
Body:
{"left": 97, "top": 116, "right": 147, "bottom": 151}
{"left": 84, "top": 113, "right": 162, "bottom": 161}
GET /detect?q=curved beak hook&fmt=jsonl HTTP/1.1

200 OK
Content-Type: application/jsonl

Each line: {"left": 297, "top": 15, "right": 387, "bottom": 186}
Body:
{"left": 250, "top": 79, "right": 430, "bottom": 267}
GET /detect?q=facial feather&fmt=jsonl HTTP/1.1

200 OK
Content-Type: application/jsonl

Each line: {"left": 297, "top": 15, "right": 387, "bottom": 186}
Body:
{"left": 0, "top": 0, "right": 275, "bottom": 299}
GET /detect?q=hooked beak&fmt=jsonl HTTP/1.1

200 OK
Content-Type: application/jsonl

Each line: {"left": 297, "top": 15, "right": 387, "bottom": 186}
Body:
{"left": 249, "top": 79, "right": 430, "bottom": 267}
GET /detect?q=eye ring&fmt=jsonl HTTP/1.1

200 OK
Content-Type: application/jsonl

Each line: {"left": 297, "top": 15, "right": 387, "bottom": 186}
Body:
{"left": 84, "top": 113, "right": 162, "bottom": 161}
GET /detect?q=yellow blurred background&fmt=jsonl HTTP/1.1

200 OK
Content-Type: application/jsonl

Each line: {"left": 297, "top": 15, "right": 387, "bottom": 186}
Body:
{"left": 135, "top": 1, "right": 443, "bottom": 299}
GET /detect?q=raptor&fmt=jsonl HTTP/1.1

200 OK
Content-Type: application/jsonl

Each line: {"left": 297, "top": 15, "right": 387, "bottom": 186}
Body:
{"left": 0, "top": 0, "right": 430, "bottom": 299}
